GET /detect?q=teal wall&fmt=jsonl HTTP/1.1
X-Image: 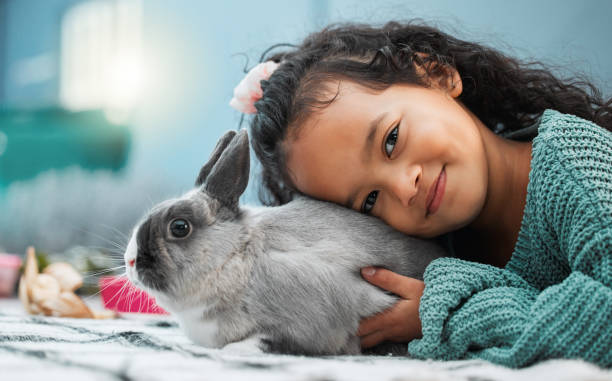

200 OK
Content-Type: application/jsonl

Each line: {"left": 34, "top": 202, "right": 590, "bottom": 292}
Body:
{"left": 0, "top": 0, "right": 611, "bottom": 253}
{"left": 0, "top": 0, "right": 81, "bottom": 107}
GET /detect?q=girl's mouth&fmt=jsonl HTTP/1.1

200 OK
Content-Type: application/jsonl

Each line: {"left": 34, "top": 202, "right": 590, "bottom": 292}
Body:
{"left": 426, "top": 166, "right": 446, "bottom": 216}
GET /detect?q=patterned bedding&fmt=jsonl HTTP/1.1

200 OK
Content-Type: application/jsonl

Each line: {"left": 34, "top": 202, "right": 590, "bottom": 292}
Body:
{"left": 1, "top": 301, "right": 610, "bottom": 381}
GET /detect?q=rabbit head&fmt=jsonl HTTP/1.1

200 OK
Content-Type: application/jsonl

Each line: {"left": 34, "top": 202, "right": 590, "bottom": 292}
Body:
{"left": 124, "top": 130, "right": 253, "bottom": 311}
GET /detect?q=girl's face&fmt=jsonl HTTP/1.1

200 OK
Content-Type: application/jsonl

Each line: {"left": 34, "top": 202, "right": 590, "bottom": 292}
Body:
{"left": 284, "top": 81, "right": 489, "bottom": 238}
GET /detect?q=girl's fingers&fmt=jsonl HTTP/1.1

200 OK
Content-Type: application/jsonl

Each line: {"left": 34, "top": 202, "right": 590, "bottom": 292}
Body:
{"left": 358, "top": 270, "right": 426, "bottom": 345}
{"left": 360, "top": 330, "right": 388, "bottom": 349}
{"left": 361, "top": 267, "right": 425, "bottom": 299}
{"left": 357, "top": 308, "right": 392, "bottom": 336}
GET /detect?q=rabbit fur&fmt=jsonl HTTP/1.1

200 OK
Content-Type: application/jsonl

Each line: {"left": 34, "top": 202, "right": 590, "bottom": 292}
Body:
{"left": 124, "top": 129, "right": 446, "bottom": 356}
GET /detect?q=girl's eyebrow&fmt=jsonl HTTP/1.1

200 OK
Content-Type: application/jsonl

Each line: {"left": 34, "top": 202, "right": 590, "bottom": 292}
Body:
{"left": 345, "top": 112, "right": 388, "bottom": 209}
{"left": 362, "top": 112, "right": 388, "bottom": 162}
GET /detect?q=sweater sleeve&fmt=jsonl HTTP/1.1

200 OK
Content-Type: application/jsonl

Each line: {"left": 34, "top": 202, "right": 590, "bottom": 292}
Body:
{"left": 408, "top": 112, "right": 612, "bottom": 368}
{"left": 407, "top": 256, "right": 612, "bottom": 368}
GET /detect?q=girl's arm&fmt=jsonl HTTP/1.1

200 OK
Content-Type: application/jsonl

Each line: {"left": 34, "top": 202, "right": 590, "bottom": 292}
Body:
{"left": 407, "top": 255, "right": 611, "bottom": 367}
{"left": 359, "top": 255, "right": 611, "bottom": 368}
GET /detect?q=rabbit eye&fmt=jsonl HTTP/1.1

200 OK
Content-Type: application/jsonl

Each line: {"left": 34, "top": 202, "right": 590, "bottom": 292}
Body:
{"left": 169, "top": 219, "right": 190, "bottom": 238}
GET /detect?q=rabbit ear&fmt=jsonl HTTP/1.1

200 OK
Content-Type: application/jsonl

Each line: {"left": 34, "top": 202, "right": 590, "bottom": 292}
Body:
{"left": 195, "top": 130, "right": 237, "bottom": 186}
{"left": 203, "top": 129, "right": 250, "bottom": 206}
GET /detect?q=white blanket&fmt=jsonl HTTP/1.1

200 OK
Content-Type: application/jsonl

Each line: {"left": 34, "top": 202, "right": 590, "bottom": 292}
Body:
{"left": 0, "top": 304, "right": 610, "bottom": 381}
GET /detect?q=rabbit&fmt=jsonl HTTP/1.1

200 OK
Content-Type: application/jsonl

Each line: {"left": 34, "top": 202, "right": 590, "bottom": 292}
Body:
{"left": 123, "top": 129, "right": 447, "bottom": 356}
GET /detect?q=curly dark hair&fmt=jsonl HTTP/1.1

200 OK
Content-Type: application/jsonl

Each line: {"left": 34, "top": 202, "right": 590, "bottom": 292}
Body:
{"left": 249, "top": 20, "right": 612, "bottom": 207}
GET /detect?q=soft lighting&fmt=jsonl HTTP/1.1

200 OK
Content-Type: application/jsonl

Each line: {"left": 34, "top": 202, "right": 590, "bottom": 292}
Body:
{"left": 104, "top": 55, "right": 147, "bottom": 124}
{"left": 106, "top": 57, "right": 145, "bottom": 107}
{"left": 60, "top": 0, "right": 143, "bottom": 124}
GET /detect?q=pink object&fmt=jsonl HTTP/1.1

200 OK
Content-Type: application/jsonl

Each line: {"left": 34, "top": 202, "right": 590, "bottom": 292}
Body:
{"left": 0, "top": 253, "right": 22, "bottom": 297}
{"left": 229, "top": 61, "right": 279, "bottom": 114}
{"left": 99, "top": 276, "right": 168, "bottom": 314}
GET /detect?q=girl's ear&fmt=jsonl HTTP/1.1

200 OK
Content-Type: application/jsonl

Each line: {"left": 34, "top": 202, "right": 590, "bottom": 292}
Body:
{"left": 448, "top": 68, "right": 463, "bottom": 98}
{"left": 413, "top": 52, "right": 462, "bottom": 98}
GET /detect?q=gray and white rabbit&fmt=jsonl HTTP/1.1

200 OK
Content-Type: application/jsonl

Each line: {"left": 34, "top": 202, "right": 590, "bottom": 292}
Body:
{"left": 123, "top": 129, "right": 446, "bottom": 355}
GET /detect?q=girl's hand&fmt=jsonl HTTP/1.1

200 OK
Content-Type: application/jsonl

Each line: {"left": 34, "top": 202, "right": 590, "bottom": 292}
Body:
{"left": 358, "top": 267, "right": 425, "bottom": 348}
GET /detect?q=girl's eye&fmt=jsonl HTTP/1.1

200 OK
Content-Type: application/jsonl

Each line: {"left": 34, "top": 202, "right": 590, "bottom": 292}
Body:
{"left": 384, "top": 125, "right": 399, "bottom": 157}
{"left": 361, "top": 190, "right": 379, "bottom": 214}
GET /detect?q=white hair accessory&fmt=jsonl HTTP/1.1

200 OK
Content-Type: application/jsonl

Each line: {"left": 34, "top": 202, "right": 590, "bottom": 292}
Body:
{"left": 229, "top": 61, "right": 280, "bottom": 114}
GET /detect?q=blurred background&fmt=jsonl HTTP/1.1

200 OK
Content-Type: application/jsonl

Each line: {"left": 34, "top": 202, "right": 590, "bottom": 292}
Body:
{"left": 0, "top": 0, "right": 611, "bottom": 269}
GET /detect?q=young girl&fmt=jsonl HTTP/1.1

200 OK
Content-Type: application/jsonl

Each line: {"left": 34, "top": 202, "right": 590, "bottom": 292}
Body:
{"left": 230, "top": 21, "right": 611, "bottom": 368}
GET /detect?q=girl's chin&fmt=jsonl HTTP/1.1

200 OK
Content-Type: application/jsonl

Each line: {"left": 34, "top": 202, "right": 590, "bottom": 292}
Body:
{"left": 429, "top": 214, "right": 475, "bottom": 238}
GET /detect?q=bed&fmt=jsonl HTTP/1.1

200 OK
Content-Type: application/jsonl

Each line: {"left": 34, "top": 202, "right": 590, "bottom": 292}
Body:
{"left": 1, "top": 299, "right": 609, "bottom": 381}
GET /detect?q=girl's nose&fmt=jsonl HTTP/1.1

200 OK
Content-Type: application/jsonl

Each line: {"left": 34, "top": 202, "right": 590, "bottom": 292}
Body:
{"left": 388, "top": 165, "right": 421, "bottom": 208}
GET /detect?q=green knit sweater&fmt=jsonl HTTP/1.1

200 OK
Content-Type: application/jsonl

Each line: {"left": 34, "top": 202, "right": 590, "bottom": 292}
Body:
{"left": 407, "top": 109, "right": 612, "bottom": 368}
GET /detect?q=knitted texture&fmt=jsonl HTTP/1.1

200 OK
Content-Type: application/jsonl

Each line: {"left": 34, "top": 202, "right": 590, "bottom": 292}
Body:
{"left": 407, "top": 109, "right": 612, "bottom": 368}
